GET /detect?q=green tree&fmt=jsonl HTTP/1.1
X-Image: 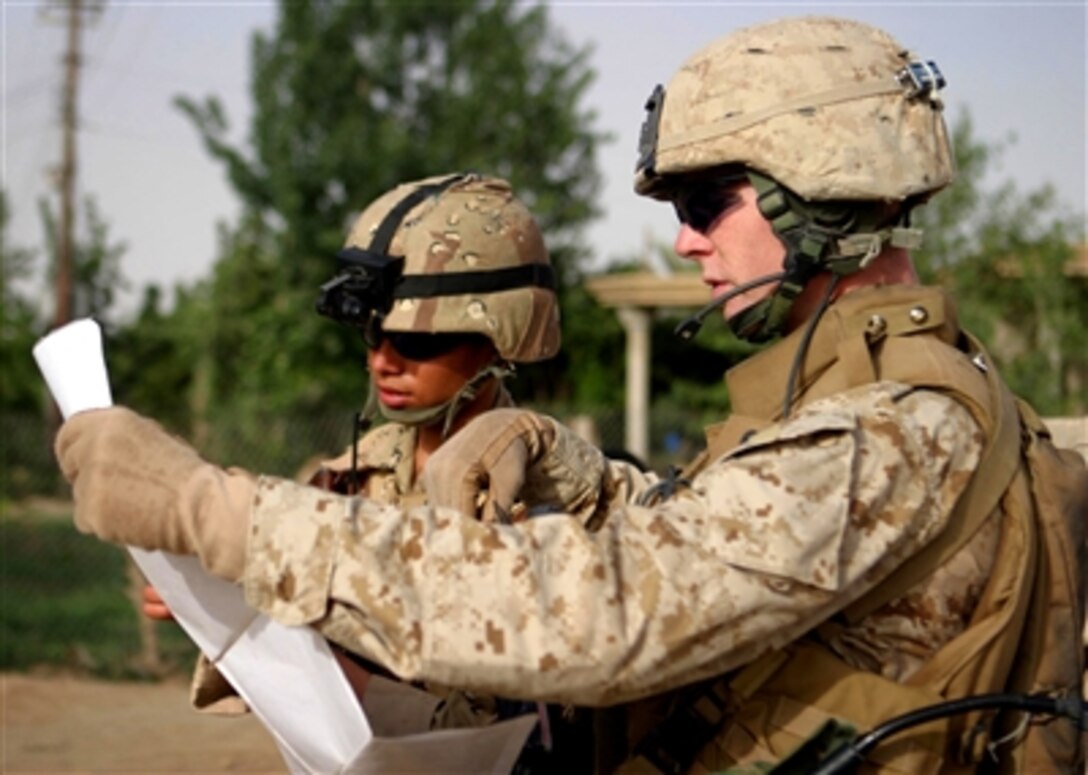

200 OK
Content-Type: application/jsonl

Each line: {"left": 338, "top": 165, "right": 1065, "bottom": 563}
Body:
{"left": 913, "top": 112, "right": 1087, "bottom": 414}
{"left": 38, "top": 194, "right": 128, "bottom": 325}
{"left": 108, "top": 284, "right": 199, "bottom": 430}
{"left": 2, "top": 191, "right": 128, "bottom": 498}
{"left": 175, "top": 0, "right": 605, "bottom": 455}
{"left": 0, "top": 191, "right": 43, "bottom": 414}
{"left": 1, "top": 193, "right": 49, "bottom": 501}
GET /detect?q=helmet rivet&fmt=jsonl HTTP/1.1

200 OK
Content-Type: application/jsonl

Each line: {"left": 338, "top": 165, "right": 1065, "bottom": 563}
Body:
{"left": 866, "top": 314, "right": 887, "bottom": 338}
{"left": 467, "top": 300, "right": 487, "bottom": 319}
{"left": 909, "top": 306, "right": 929, "bottom": 324}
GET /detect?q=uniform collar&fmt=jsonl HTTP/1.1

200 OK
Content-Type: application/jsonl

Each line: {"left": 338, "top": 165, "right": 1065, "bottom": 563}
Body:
{"left": 725, "top": 284, "right": 958, "bottom": 421}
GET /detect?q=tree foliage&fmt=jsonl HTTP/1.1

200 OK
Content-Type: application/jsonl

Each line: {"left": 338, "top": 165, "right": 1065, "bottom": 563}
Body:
{"left": 913, "top": 111, "right": 1087, "bottom": 414}
{"left": 173, "top": 0, "right": 606, "bottom": 446}
{"left": 1, "top": 191, "right": 42, "bottom": 413}
{"left": 39, "top": 195, "right": 128, "bottom": 324}
{"left": 1, "top": 192, "right": 127, "bottom": 414}
{"left": 2, "top": 190, "right": 130, "bottom": 498}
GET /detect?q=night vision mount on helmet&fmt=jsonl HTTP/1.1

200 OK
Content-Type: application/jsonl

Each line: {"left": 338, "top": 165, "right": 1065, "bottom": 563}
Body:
{"left": 317, "top": 172, "right": 561, "bottom": 441}
{"left": 317, "top": 172, "right": 560, "bottom": 363}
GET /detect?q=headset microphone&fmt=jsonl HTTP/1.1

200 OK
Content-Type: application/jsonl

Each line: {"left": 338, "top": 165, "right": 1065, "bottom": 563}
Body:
{"left": 674, "top": 271, "right": 788, "bottom": 340}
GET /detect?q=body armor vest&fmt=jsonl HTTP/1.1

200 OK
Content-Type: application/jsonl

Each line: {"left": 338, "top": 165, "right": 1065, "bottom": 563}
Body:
{"left": 620, "top": 285, "right": 1086, "bottom": 774}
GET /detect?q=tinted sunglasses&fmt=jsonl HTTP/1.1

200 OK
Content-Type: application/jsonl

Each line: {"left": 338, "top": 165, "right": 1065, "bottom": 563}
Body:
{"left": 672, "top": 173, "right": 748, "bottom": 233}
{"left": 365, "top": 328, "right": 476, "bottom": 361}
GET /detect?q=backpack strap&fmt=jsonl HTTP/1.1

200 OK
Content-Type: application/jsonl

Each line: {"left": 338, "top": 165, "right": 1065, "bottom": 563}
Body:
{"left": 615, "top": 329, "right": 1031, "bottom": 774}
{"left": 836, "top": 333, "right": 1024, "bottom": 624}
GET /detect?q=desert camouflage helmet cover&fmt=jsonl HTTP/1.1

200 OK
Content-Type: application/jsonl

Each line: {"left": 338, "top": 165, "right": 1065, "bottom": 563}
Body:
{"left": 636, "top": 16, "right": 955, "bottom": 202}
{"left": 342, "top": 173, "right": 560, "bottom": 363}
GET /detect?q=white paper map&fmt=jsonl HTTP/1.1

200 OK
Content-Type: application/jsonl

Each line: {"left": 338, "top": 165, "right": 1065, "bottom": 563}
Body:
{"left": 34, "top": 319, "right": 537, "bottom": 774}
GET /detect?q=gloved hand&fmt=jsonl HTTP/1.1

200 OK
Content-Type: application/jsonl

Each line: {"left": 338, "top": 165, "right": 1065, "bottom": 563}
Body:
{"left": 423, "top": 408, "right": 607, "bottom": 524}
{"left": 54, "top": 406, "right": 255, "bottom": 581}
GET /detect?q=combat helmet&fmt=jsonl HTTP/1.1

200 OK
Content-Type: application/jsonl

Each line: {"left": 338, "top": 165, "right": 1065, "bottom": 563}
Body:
{"left": 316, "top": 172, "right": 559, "bottom": 431}
{"left": 323, "top": 172, "right": 560, "bottom": 362}
{"left": 635, "top": 16, "right": 954, "bottom": 342}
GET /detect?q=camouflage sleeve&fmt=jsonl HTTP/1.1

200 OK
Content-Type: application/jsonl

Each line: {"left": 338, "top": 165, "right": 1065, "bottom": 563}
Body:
{"left": 242, "top": 383, "right": 983, "bottom": 707}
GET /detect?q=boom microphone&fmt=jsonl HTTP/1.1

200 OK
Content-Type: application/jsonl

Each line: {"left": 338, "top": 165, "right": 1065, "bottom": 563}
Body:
{"left": 674, "top": 271, "right": 788, "bottom": 340}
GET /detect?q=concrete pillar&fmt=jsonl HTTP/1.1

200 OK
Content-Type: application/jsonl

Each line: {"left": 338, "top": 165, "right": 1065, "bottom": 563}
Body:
{"left": 617, "top": 306, "right": 652, "bottom": 461}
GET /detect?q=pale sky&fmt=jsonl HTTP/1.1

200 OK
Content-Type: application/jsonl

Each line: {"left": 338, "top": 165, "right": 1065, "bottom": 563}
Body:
{"left": 4, "top": 1, "right": 1086, "bottom": 316}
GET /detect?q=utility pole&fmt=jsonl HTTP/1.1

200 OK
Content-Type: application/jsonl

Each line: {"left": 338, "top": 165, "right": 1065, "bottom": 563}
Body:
{"left": 53, "top": 0, "right": 85, "bottom": 331}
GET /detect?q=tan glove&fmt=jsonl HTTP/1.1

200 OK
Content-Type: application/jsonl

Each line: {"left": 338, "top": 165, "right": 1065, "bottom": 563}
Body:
{"left": 54, "top": 406, "right": 254, "bottom": 581}
{"left": 423, "top": 408, "right": 607, "bottom": 524}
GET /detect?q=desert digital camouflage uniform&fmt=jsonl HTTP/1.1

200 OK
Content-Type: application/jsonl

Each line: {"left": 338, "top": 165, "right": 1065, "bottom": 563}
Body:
{"left": 314, "top": 395, "right": 528, "bottom": 733}
{"left": 192, "top": 172, "right": 566, "bottom": 737}
{"left": 243, "top": 379, "right": 978, "bottom": 695}
{"left": 234, "top": 285, "right": 1005, "bottom": 770}
{"left": 190, "top": 411, "right": 523, "bottom": 728}
{"left": 132, "top": 18, "right": 1081, "bottom": 775}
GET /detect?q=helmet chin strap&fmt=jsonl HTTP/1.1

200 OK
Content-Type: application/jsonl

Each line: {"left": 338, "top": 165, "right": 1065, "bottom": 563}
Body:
{"left": 674, "top": 171, "right": 923, "bottom": 345}
{"left": 345, "top": 362, "right": 511, "bottom": 487}
{"left": 375, "top": 361, "right": 514, "bottom": 438}
{"left": 727, "top": 172, "right": 844, "bottom": 344}
{"left": 725, "top": 271, "right": 810, "bottom": 343}
{"left": 671, "top": 171, "right": 924, "bottom": 417}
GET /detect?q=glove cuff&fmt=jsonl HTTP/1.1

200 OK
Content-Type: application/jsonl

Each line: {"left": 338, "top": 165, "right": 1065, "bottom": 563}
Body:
{"left": 523, "top": 418, "right": 607, "bottom": 524}
{"left": 180, "top": 465, "right": 257, "bottom": 582}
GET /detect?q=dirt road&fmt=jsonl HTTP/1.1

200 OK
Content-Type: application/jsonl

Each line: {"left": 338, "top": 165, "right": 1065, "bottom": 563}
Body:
{"left": 2, "top": 672, "right": 286, "bottom": 774}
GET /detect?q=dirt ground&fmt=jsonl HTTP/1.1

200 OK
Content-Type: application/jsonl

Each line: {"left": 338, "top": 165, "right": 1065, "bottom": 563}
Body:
{"left": 2, "top": 672, "right": 287, "bottom": 774}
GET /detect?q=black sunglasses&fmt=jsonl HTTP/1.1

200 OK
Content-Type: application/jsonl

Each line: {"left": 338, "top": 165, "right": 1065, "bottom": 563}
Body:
{"left": 672, "top": 173, "right": 747, "bottom": 233}
{"left": 366, "top": 328, "right": 478, "bottom": 361}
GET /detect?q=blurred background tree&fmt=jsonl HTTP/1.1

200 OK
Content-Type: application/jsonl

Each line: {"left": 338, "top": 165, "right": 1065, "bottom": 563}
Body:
{"left": 39, "top": 195, "right": 128, "bottom": 324}
{"left": 2, "top": 191, "right": 129, "bottom": 499}
{"left": 913, "top": 111, "right": 1087, "bottom": 416}
{"left": 1, "top": 191, "right": 42, "bottom": 416}
{"left": 120, "top": 0, "right": 610, "bottom": 471}
{"left": 5, "top": 9, "right": 1084, "bottom": 490}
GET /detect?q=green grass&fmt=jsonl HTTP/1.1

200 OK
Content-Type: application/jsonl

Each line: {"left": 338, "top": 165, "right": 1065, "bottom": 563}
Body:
{"left": 1, "top": 509, "right": 198, "bottom": 678}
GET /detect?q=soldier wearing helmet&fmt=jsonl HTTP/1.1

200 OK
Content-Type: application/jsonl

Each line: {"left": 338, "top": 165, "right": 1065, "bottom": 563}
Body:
{"left": 312, "top": 173, "right": 590, "bottom": 762}
{"left": 53, "top": 17, "right": 1087, "bottom": 775}
{"left": 634, "top": 16, "right": 951, "bottom": 349}
{"left": 309, "top": 172, "right": 561, "bottom": 501}
{"left": 144, "top": 173, "right": 588, "bottom": 765}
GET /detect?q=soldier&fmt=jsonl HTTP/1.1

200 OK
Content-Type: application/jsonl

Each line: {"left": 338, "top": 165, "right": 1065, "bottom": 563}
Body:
{"left": 141, "top": 172, "right": 595, "bottom": 764}
{"left": 54, "top": 17, "right": 1086, "bottom": 774}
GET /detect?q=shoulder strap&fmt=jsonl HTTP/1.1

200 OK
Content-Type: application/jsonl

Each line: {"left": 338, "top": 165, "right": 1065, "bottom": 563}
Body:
{"left": 839, "top": 333, "right": 1024, "bottom": 624}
